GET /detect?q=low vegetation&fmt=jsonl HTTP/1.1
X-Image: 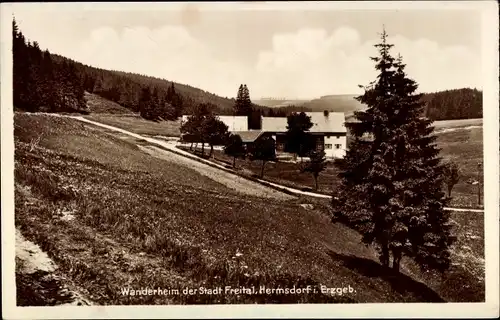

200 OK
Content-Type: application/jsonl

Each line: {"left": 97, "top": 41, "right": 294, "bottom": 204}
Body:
{"left": 437, "top": 126, "right": 483, "bottom": 208}
{"left": 13, "top": 16, "right": 485, "bottom": 307}
{"left": 14, "top": 113, "right": 484, "bottom": 305}
{"left": 178, "top": 145, "right": 342, "bottom": 193}
{"left": 84, "top": 113, "right": 181, "bottom": 137}
{"left": 180, "top": 122, "right": 482, "bottom": 209}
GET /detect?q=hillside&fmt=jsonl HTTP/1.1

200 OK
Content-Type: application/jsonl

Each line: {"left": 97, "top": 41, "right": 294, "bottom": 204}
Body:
{"left": 13, "top": 19, "right": 267, "bottom": 120}
{"left": 423, "top": 88, "right": 482, "bottom": 120}
{"left": 51, "top": 53, "right": 240, "bottom": 113}
{"left": 261, "top": 89, "right": 482, "bottom": 121}
{"left": 15, "top": 113, "right": 484, "bottom": 304}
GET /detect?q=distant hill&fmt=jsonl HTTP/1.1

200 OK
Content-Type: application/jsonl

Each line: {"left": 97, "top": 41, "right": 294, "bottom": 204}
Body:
{"left": 302, "top": 95, "right": 366, "bottom": 120}
{"left": 422, "top": 88, "right": 482, "bottom": 121}
{"left": 13, "top": 20, "right": 481, "bottom": 122}
{"left": 266, "top": 89, "right": 482, "bottom": 122}
{"left": 252, "top": 99, "right": 311, "bottom": 108}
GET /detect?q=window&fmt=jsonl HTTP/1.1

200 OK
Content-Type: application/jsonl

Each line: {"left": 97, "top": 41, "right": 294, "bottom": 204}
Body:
{"left": 335, "top": 144, "right": 341, "bottom": 149}
{"left": 325, "top": 144, "right": 332, "bottom": 149}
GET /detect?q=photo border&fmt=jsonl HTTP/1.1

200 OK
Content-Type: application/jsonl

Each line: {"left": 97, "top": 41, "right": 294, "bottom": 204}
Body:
{"left": 1, "top": 1, "right": 498, "bottom": 319}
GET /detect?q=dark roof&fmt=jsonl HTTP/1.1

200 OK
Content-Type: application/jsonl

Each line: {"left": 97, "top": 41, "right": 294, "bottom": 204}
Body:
{"left": 232, "top": 130, "right": 265, "bottom": 143}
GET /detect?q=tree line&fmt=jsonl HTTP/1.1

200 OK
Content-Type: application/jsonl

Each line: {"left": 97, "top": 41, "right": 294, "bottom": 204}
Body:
{"left": 12, "top": 18, "right": 276, "bottom": 119}
{"left": 13, "top": 18, "right": 478, "bottom": 123}
{"left": 423, "top": 88, "right": 482, "bottom": 120}
{"left": 13, "top": 19, "right": 86, "bottom": 113}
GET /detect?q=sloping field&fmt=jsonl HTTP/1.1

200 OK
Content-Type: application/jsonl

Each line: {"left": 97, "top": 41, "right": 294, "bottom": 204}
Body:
{"left": 433, "top": 118, "right": 482, "bottom": 131}
{"left": 13, "top": 113, "right": 483, "bottom": 304}
{"left": 84, "top": 92, "right": 136, "bottom": 115}
{"left": 436, "top": 125, "right": 483, "bottom": 208}
{"left": 84, "top": 113, "right": 181, "bottom": 137}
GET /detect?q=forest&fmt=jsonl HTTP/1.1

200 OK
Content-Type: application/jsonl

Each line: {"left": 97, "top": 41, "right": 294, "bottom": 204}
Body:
{"left": 422, "top": 88, "right": 482, "bottom": 120}
{"left": 13, "top": 19, "right": 482, "bottom": 122}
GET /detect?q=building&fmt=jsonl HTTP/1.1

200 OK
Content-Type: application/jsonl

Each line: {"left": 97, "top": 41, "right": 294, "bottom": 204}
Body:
{"left": 231, "top": 130, "right": 265, "bottom": 150}
{"left": 181, "top": 111, "right": 347, "bottom": 159}
{"left": 260, "top": 111, "right": 347, "bottom": 159}
{"left": 181, "top": 115, "right": 248, "bottom": 132}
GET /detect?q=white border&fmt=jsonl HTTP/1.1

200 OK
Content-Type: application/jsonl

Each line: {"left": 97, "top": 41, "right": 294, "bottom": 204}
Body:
{"left": 1, "top": 1, "right": 498, "bottom": 319}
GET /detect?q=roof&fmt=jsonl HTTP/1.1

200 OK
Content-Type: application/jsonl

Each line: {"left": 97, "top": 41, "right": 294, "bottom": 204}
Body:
{"left": 261, "top": 112, "right": 346, "bottom": 133}
{"left": 232, "top": 130, "right": 264, "bottom": 143}
{"left": 216, "top": 116, "right": 248, "bottom": 132}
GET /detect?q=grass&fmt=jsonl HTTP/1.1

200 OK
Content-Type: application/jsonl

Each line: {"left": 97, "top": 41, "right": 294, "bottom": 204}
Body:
{"left": 177, "top": 145, "right": 340, "bottom": 194}
{"left": 79, "top": 93, "right": 483, "bottom": 209}
{"left": 436, "top": 126, "right": 483, "bottom": 208}
{"left": 84, "top": 92, "right": 136, "bottom": 115}
{"left": 14, "top": 113, "right": 484, "bottom": 305}
{"left": 84, "top": 113, "right": 181, "bottom": 137}
{"left": 179, "top": 121, "right": 483, "bottom": 209}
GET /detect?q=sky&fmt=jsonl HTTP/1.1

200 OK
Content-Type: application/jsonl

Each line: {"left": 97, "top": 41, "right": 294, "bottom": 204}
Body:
{"left": 10, "top": 2, "right": 483, "bottom": 100}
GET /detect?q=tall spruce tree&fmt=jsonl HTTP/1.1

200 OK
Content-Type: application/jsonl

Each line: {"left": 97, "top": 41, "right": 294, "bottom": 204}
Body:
{"left": 331, "top": 29, "right": 454, "bottom": 273}
{"left": 285, "top": 112, "right": 314, "bottom": 161}
{"left": 139, "top": 87, "right": 152, "bottom": 119}
{"left": 234, "top": 84, "right": 253, "bottom": 127}
{"left": 234, "top": 84, "right": 244, "bottom": 115}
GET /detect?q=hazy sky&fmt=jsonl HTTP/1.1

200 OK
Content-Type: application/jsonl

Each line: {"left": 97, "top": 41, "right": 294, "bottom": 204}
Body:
{"left": 11, "top": 3, "right": 483, "bottom": 99}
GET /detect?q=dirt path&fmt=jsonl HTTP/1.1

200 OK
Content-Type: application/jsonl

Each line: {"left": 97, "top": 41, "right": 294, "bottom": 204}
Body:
{"left": 16, "top": 229, "right": 93, "bottom": 306}
{"left": 139, "top": 145, "right": 294, "bottom": 200}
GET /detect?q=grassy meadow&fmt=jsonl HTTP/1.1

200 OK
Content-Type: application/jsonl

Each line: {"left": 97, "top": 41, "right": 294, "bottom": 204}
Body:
{"left": 83, "top": 90, "right": 483, "bottom": 209}
{"left": 14, "top": 113, "right": 485, "bottom": 305}
{"left": 179, "top": 120, "right": 483, "bottom": 209}
{"left": 435, "top": 124, "right": 483, "bottom": 208}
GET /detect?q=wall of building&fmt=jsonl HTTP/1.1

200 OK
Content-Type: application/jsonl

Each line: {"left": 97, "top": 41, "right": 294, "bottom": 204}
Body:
{"left": 217, "top": 116, "right": 248, "bottom": 132}
{"left": 324, "top": 134, "right": 347, "bottom": 158}
{"left": 181, "top": 115, "right": 248, "bottom": 132}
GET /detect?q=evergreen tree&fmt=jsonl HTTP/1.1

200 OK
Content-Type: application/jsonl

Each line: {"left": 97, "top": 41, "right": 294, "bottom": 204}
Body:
{"left": 202, "top": 115, "right": 229, "bottom": 158}
{"left": 159, "top": 93, "right": 176, "bottom": 120}
{"left": 331, "top": 29, "right": 454, "bottom": 273}
{"left": 249, "top": 135, "right": 276, "bottom": 178}
{"left": 139, "top": 87, "right": 152, "bottom": 119}
{"left": 180, "top": 114, "right": 202, "bottom": 150}
{"left": 284, "top": 112, "right": 314, "bottom": 161}
{"left": 234, "top": 84, "right": 254, "bottom": 127}
{"left": 442, "top": 161, "right": 461, "bottom": 198}
{"left": 166, "top": 82, "right": 183, "bottom": 118}
{"left": 242, "top": 84, "right": 252, "bottom": 110}
{"left": 301, "top": 150, "right": 327, "bottom": 191}
{"left": 234, "top": 84, "right": 244, "bottom": 115}
{"left": 150, "top": 87, "right": 160, "bottom": 120}
{"left": 249, "top": 108, "right": 263, "bottom": 130}
{"left": 224, "top": 133, "right": 246, "bottom": 168}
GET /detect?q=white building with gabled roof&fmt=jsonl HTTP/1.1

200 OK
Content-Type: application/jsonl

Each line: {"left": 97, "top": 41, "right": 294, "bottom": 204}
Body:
{"left": 181, "top": 111, "right": 347, "bottom": 159}
{"left": 181, "top": 115, "right": 248, "bottom": 132}
{"left": 261, "top": 111, "right": 347, "bottom": 159}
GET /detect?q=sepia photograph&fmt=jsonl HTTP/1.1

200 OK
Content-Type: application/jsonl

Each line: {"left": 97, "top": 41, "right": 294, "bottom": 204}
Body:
{"left": 1, "top": 1, "right": 498, "bottom": 319}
